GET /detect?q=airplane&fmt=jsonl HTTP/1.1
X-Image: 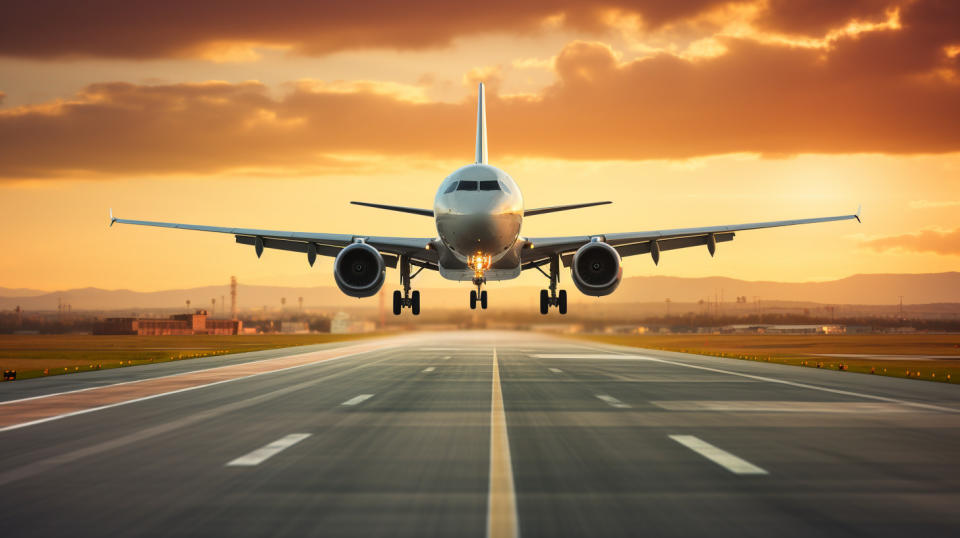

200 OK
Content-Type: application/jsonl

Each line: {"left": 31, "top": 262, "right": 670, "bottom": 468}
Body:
{"left": 111, "top": 83, "right": 861, "bottom": 316}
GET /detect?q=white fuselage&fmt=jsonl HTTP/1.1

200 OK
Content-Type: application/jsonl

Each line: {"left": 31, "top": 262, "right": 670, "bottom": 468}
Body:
{"left": 433, "top": 164, "right": 524, "bottom": 281}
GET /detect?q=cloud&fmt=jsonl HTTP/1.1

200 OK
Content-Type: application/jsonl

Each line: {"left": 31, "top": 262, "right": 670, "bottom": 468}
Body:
{"left": 861, "top": 228, "right": 960, "bottom": 255}
{"left": 2, "top": 25, "right": 960, "bottom": 178}
{"left": 0, "top": 1, "right": 737, "bottom": 60}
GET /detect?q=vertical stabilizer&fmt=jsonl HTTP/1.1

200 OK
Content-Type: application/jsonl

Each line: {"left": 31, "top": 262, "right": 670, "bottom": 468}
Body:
{"left": 475, "top": 83, "right": 488, "bottom": 164}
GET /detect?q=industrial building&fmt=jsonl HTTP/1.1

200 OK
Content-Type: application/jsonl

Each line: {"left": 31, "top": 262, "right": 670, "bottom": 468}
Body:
{"left": 94, "top": 310, "right": 242, "bottom": 335}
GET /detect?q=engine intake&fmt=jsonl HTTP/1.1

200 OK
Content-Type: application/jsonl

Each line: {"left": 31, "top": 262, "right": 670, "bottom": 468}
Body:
{"left": 571, "top": 241, "right": 622, "bottom": 296}
{"left": 334, "top": 243, "right": 386, "bottom": 298}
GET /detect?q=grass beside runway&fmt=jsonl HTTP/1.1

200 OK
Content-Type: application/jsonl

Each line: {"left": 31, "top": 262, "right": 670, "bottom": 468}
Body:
{"left": 0, "top": 333, "right": 382, "bottom": 381}
{"left": 573, "top": 334, "right": 960, "bottom": 383}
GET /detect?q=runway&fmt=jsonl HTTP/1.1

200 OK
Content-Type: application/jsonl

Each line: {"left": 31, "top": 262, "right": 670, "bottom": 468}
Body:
{"left": 1, "top": 331, "right": 959, "bottom": 537}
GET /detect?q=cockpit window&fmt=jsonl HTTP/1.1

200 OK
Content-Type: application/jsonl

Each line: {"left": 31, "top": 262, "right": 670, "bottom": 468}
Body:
{"left": 457, "top": 180, "right": 478, "bottom": 191}
{"left": 498, "top": 181, "right": 510, "bottom": 194}
{"left": 479, "top": 180, "right": 500, "bottom": 191}
{"left": 444, "top": 182, "right": 458, "bottom": 194}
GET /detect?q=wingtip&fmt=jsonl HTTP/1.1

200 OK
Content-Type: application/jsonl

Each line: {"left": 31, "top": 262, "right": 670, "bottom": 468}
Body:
{"left": 855, "top": 204, "right": 862, "bottom": 223}
{"left": 109, "top": 208, "right": 116, "bottom": 227}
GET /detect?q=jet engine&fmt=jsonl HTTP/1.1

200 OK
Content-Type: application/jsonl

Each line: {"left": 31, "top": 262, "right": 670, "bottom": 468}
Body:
{"left": 333, "top": 243, "right": 386, "bottom": 298}
{"left": 570, "top": 241, "right": 622, "bottom": 296}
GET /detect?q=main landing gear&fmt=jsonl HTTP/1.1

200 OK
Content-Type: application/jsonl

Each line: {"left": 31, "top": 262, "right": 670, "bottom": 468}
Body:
{"left": 393, "top": 255, "right": 422, "bottom": 315}
{"left": 537, "top": 254, "right": 568, "bottom": 315}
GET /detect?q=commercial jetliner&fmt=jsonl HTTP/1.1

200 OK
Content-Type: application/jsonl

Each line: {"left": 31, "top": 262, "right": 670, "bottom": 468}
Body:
{"left": 111, "top": 83, "right": 861, "bottom": 315}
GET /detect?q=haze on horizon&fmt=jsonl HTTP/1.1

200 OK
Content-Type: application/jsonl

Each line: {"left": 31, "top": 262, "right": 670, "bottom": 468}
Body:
{"left": 1, "top": 0, "right": 958, "bottom": 292}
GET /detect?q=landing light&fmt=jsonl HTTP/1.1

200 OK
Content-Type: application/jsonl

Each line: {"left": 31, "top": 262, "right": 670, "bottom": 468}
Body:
{"left": 468, "top": 252, "right": 492, "bottom": 279}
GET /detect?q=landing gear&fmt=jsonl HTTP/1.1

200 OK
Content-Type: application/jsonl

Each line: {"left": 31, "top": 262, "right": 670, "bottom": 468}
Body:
{"left": 470, "top": 284, "right": 489, "bottom": 310}
{"left": 537, "top": 254, "right": 568, "bottom": 315}
{"left": 393, "top": 255, "right": 423, "bottom": 315}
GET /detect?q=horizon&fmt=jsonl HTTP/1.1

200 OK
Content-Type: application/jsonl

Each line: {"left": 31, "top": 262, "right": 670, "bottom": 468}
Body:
{"left": 4, "top": 270, "right": 960, "bottom": 295}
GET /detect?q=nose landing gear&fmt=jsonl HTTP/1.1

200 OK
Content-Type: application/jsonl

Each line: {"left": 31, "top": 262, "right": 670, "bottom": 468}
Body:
{"left": 470, "top": 283, "right": 488, "bottom": 310}
{"left": 536, "top": 254, "right": 568, "bottom": 315}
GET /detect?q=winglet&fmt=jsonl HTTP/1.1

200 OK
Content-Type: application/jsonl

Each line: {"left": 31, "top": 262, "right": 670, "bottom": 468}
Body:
{"left": 475, "top": 82, "right": 487, "bottom": 165}
{"left": 109, "top": 208, "right": 116, "bottom": 227}
{"left": 855, "top": 204, "right": 862, "bottom": 223}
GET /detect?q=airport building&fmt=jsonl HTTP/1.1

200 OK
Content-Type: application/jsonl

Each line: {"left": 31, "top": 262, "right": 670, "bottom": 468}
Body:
{"left": 93, "top": 310, "right": 242, "bottom": 336}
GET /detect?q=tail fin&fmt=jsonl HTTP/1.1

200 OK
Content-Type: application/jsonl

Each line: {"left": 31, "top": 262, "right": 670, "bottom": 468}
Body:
{"left": 475, "top": 82, "right": 487, "bottom": 165}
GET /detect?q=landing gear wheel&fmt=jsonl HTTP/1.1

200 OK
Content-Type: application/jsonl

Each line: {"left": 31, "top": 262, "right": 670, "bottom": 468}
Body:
{"left": 558, "top": 289, "right": 568, "bottom": 315}
{"left": 411, "top": 290, "right": 421, "bottom": 316}
{"left": 470, "top": 290, "right": 478, "bottom": 310}
{"left": 392, "top": 290, "right": 402, "bottom": 315}
{"left": 480, "top": 290, "right": 488, "bottom": 309}
{"left": 539, "top": 289, "right": 549, "bottom": 315}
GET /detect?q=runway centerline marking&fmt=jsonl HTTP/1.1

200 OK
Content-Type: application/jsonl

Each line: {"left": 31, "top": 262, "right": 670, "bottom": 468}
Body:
{"left": 423, "top": 367, "right": 436, "bottom": 373}
{"left": 487, "top": 349, "right": 519, "bottom": 538}
{"left": 548, "top": 368, "right": 563, "bottom": 374}
{"left": 341, "top": 394, "right": 374, "bottom": 406}
{"left": 595, "top": 394, "right": 631, "bottom": 408}
{"left": 669, "top": 435, "right": 768, "bottom": 475}
{"left": 227, "top": 433, "right": 311, "bottom": 467}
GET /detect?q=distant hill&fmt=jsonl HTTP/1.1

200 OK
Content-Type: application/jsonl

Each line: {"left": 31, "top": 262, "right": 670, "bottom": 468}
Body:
{"left": 1, "top": 272, "right": 958, "bottom": 312}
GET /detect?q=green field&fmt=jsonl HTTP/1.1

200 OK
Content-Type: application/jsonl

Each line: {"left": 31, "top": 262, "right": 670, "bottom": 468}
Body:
{"left": 574, "top": 334, "right": 960, "bottom": 383}
{"left": 0, "top": 333, "right": 380, "bottom": 381}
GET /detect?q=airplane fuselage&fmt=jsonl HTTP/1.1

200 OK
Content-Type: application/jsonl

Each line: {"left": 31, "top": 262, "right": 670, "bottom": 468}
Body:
{"left": 433, "top": 164, "right": 524, "bottom": 281}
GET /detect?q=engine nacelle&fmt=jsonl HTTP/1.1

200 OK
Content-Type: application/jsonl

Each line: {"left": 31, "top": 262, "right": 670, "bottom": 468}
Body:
{"left": 570, "top": 241, "right": 623, "bottom": 296}
{"left": 333, "top": 242, "right": 386, "bottom": 298}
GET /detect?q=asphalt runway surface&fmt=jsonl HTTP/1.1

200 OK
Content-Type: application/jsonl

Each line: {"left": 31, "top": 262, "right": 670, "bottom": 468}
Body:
{"left": 1, "top": 331, "right": 959, "bottom": 537}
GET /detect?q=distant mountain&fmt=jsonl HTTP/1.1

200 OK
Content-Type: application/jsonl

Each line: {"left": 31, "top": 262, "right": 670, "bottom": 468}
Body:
{"left": 0, "top": 287, "right": 47, "bottom": 298}
{"left": 610, "top": 272, "right": 960, "bottom": 305}
{"left": 1, "top": 272, "right": 958, "bottom": 311}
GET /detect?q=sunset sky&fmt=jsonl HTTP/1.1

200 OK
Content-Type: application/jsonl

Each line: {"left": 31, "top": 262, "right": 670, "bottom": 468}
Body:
{"left": 1, "top": 0, "right": 958, "bottom": 292}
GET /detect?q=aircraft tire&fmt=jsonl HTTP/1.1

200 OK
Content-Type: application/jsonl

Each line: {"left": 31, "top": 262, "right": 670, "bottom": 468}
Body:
{"left": 539, "top": 289, "right": 549, "bottom": 315}
{"left": 392, "top": 290, "right": 402, "bottom": 315}
{"left": 558, "top": 289, "right": 568, "bottom": 315}
{"left": 470, "top": 290, "right": 477, "bottom": 310}
{"left": 411, "top": 290, "right": 421, "bottom": 315}
{"left": 480, "top": 290, "right": 488, "bottom": 309}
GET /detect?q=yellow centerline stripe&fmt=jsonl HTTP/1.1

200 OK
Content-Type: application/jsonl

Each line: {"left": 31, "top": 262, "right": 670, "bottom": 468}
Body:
{"left": 487, "top": 349, "right": 519, "bottom": 538}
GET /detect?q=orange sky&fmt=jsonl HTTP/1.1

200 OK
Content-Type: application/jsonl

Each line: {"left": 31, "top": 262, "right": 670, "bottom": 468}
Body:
{"left": 0, "top": 0, "right": 958, "bottom": 291}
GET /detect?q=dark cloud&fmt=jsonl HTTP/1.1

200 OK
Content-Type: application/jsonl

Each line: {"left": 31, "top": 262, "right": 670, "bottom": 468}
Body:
{"left": 1, "top": 27, "right": 958, "bottom": 178}
{"left": 0, "top": 1, "right": 734, "bottom": 59}
{"left": 755, "top": 0, "right": 897, "bottom": 36}
{"left": 862, "top": 228, "right": 960, "bottom": 255}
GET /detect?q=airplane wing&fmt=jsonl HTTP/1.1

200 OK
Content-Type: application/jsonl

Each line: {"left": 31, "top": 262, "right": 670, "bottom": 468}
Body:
{"left": 521, "top": 206, "right": 861, "bottom": 269}
{"left": 524, "top": 201, "right": 612, "bottom": 216}
{"left": 109, "top": 211, "right": 438, "bottom": 269}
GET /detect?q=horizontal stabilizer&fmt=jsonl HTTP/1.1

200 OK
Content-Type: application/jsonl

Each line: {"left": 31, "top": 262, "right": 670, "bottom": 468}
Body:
{"left": 525, "top": 201, "right": 612, "bottom": 217}
{"left": 350, "top": 201, "right": 434, "bottom": 217}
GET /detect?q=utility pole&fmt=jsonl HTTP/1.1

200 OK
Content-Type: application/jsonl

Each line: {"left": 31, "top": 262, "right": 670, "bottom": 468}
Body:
{"left": 298, "top": 296, "right": 303, "bottom": 312}
{"left": 211, "top": 298, "right": 216, "bottom": 316}
{"left": 186, "top": 299, "right": 191, "bottom": 312}
{"left": 665, "top": 298, "right": 671, "bottom": 317}
{"left": 898, "top": 295, "right": 904, "bottom": 320}
{"left": 230, "top": 276, "right": 237, "bottom": 319}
